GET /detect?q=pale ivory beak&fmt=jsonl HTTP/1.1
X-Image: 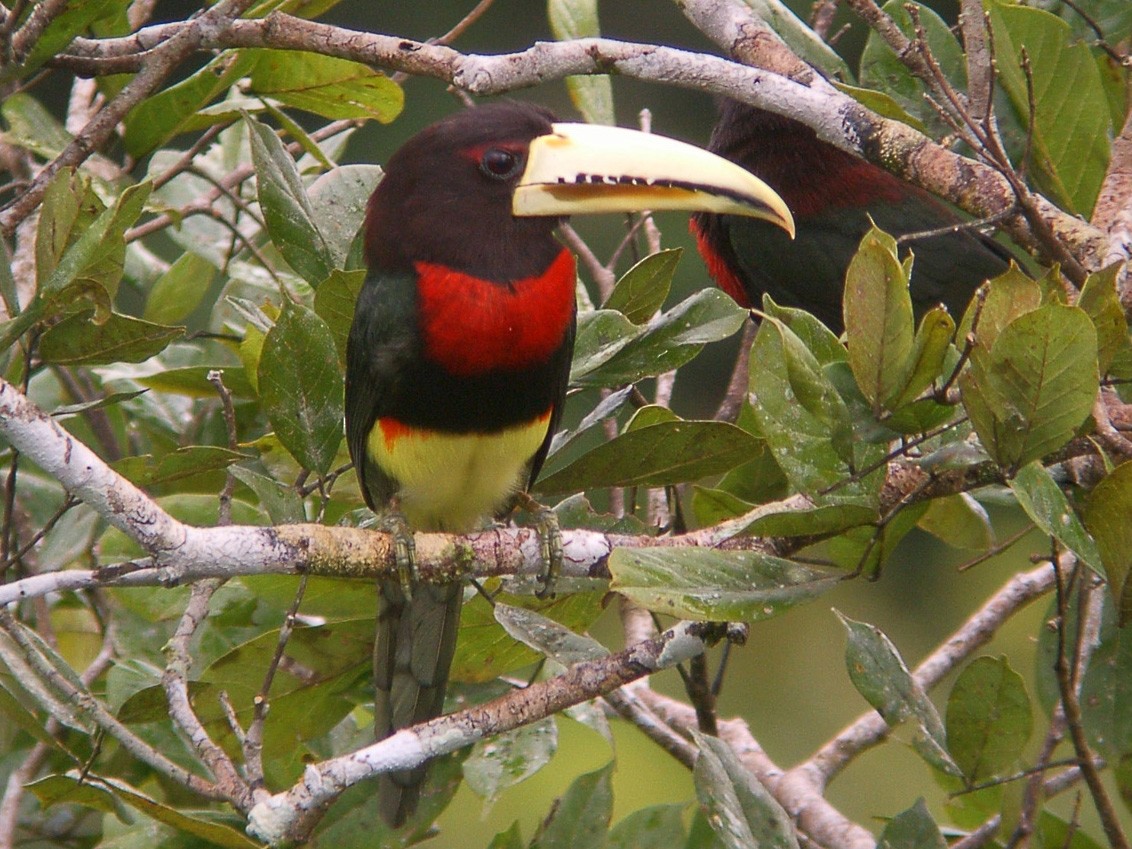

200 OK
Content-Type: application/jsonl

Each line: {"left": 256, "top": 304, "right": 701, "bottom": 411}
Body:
{"left": 513, "top": 122, "right": 795, "bottom": 237}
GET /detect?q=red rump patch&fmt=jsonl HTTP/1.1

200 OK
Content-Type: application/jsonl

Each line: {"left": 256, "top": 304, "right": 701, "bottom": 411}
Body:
{"left": 416, "top": 248, "right": 576, "bottom": 376}
{"left": 690, "top": 220, "right": 752, "bottom": 308}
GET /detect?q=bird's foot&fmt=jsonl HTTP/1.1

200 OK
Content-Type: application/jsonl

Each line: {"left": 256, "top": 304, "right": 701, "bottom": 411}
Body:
{"left": 514, "top": 492, "right": 562, "bottom": 599}
{"left": 378, "top": 503, "right": 416, "bottom": 601}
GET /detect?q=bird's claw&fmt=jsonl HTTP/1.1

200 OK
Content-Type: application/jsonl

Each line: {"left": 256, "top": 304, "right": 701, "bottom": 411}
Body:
{"left": 380, "top": 507, "right": 416, "bottom": 601}
{"left": 515, "top": 492, "right": 562, "bottom": 599}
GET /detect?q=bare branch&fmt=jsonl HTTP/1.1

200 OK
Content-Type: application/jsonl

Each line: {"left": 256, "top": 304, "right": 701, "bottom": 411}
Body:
{"left": 246, "top": 620, "right": 730, "bottom": 844}
{"left": 163, "top": 580, "right": 254, "bottom": 811}
{"left": 22, "top": 11, "right": 1106, "bottom": 268}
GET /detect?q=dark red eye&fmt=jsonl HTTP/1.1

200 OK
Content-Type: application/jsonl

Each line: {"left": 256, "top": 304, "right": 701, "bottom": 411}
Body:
{"left": 479, "top": 148, "right": 523, "bottom": 180}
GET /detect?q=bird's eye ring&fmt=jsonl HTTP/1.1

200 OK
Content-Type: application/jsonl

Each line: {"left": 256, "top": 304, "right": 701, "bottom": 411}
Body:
{"left": 479, "top": 148, "right": 523, "bottom": 180}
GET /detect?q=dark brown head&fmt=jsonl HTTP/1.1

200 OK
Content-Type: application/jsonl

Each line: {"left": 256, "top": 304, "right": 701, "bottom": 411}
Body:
{"left": 364, "top": 102, "right": 563, "bottom": 281}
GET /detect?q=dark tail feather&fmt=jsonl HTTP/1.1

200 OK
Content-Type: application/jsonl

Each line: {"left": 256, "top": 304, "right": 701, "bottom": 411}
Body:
{"left": 373, "top": 578, "right": 463, "bottom": 828}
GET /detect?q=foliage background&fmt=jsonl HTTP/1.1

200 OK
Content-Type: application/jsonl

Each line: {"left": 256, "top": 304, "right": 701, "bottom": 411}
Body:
{"left": 0, "top": 0, "right": 1128, "bottom": 847}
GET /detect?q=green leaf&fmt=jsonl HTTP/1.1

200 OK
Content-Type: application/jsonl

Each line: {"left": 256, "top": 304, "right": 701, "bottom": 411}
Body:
{"left": 451, "top": 592, "right": 604, "bottom": 683}
{"left": 844, "top": 226, "right": 916, "bottom": 412}
{"left": 892, "top": 307, "right": 955, "bottom": 409}
{"left": 693, "top": 733, "right": 798, "bottom": 849}
{"left": 258, "top": 300, "right": 343, "bottom": 474}
{"left": 0, "top": 679, "right": 57, "bottom": 747}
{"left": 916, "top": 493, "right": 993, "bottom": 551}
{"left": 987, "top": 0, "right": 1111, "bottom": 215}
{"left": 835, "top": 81, "right": 926, "bottom": 132}
{"left": 573, "top": 289, "right": 748, "bottom": 387}
{"left": 838, "top": 611, "right": 961, "bottom": 776}
{"left": 548, "top": 0, "right": 615, "bottom": 125}
{"left": 692, "top": 486, "right": 756, "bottom": 527}
{"left": 144, "top": 252, "right": 216, "bottom": 325}
{"left": 570, "top": 309, "right": 639, "bottom": 380}
{"left": 1077, "top": 263, "right": 1128, "bottom": 375}
{"left": 1037, "top": 811, "right": 1112, "bottom": 849}
{"left": 464, "top": 716, "right": 558, "bottom": 803}
{"left": 1010, "top": 461, "right": 1103, "bottom": 573}
{"left": 40, "top": 180, "right": 151, "bottom": 299}
{"left": 957, "top": 264, "right": 1041, "bottom": 348}
{"left": 607, "top": 805, "right": 688, "bottom": 849}
{"left": 0, "top": 92, "right": 73, "bottom": 158}
{"left": 1118, "top": 755, "right": 1132, "bottom": 818}
{"left": 878, "top": 798, "right": 947, "bottom": 849}
{"left": 12, "top": 0, "right": 120, "bottom": 80}
{"left": 625, "top": 404, "right": 679, "bottom": 431}
{"left": 531, "top": 764, "right": 612, "bottom": 849}
{"left": 26, "top": 774, "right": 129, "bottom": 822}
{"left": 488, "top": 822, "right": 525, "bottom": 849}
{"left": 945, "top": 656, "right": 1033, "bottom": 784}
{"left": 249, "top": 49, "right": 404, "bottom": 122}
{"left": 38, "top": 311, "right": 182, "bottom": 365}
{"left": 229, "top": 465, "right": 307, "bottom": 524}
{"left": 547, "top": 385, "right": 634, "bottom": 458}
{"left": 136, "top": 366, "right": 255, "bottom": 399}
{"left": 603, "top": 249, "right": 681, "bottom": 324}
{"left": 749, "top": 317, "right": 884, "bottom": 505}
{"left": 246, "top": 114, "right": 336, "bottom": 284}
{"left": 124, "top": 52, "right": 256, "bottom": 157}
{"left": 307, "top": 164, "right": 383, "bottom": 269}
{"left": 762, "top": 296, "right": 846, "bottom": 366}
{"left": 1079, "top": 604, "right": 1132, "bottom": 758}
{"left": 494, "top": 603, "right": 608, "bottom": 665}
{"left": 537, "top": 420, "right": 760, "bottom": 493}
{"left": 709, "top": 406, "right": 789, "bottom": 507}
{"left": 1083, "top": 461, "right": 1132, "bottom": 625}
{"left": 111, "top": 447, "right": 246, "bottom": 488}
{"left": 313, "top": 268, "right": 367, "bottom": 364}
{"left": 0, "top": 625, "right": 92, "bottom": 732}
{"left": 686, "top": 809, "right": 728, "bottom": 849}
{"left": 827, "top": 502, "right": 928, "bottom": 577}
{"left": 31, "top": 773, "right": 260, "bottom": 848}
{"left": 743, "top": 503, "right": 877, "bottom": 538}
{"left": 609, "top": 548, "right": 839, "bottom": 621}
{"left": 960, "top": 304, "right": 1097, "bottom": 470}
{"left": 36, "top": 167, "right": 97, "bottom": 289}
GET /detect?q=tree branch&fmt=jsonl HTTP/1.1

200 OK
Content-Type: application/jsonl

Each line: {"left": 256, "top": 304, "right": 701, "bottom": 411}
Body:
{"left": 246, "top": 619, "right": 730, "bottom": 844}
{"left": 29, "top": 10, "right": 1109, "bottom": 269}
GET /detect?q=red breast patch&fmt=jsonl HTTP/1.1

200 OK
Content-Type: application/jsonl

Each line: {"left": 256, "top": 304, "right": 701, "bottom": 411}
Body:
{"left": 415, "top": 248, "right": 576, "bottom": 376}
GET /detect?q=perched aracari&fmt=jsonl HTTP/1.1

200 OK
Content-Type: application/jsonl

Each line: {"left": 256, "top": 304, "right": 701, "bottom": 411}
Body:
{"left": 344, "top": 101, "right": 794, "bottom": 826}
{"left": 691, "top": 99, "right": 1016, "bottom": 332}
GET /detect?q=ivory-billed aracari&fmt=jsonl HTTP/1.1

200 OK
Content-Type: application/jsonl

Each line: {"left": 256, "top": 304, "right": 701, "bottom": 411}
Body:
{"left": 344, "top": 101, "right": 794, "bottom": 826}
{"left": 691, "top": 99, "right": 1016, "bottom": 332}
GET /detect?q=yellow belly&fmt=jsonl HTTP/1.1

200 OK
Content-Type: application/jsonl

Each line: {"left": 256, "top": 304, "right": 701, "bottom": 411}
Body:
{"left": 367, "top": 413, "right": 551, "bottom": 533}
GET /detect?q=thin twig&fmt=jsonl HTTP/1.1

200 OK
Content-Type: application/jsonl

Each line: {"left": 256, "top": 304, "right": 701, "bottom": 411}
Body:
{"left": 0, "top": 608, "right": 226, "bottom": 801}
{"left": 163, "top": 579, "right": 253, "bottom": 809}
{"left": 245, "top": 573, "right": 310, "bottom": 787}
{"left": 1049, "top": 556, "right": 1128, "bottom": 849}
{"left": 208, "top": 370, "right": 240, "bottom": 527}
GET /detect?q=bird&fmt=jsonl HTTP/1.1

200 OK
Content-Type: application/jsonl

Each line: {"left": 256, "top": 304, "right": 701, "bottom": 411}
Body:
{"left": 344, "top": 100, "right": 795, "bottom": 827}
{"left": 691, "top": 99, "right": 1016, "bottom": 333}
